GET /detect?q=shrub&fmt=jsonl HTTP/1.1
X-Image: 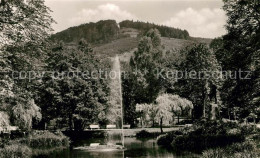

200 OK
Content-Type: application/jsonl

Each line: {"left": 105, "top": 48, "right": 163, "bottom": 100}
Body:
{"left": 202, "top": 141, "right": 259, "bottom": 158}
{"left": 190, "top": 120, "right": 239, "bottom": 135}
{"left": 202, "top": 148, "right": 223, "bottom": 158}
{"left": 0, "top": 143, "right": 32, "bottom": 158}
{"left": 136, "top": 130, "right": 153, "bottom": 138}
{"left": 20, "top": 131, "right": 70, "bottom": 149}
{"left": 157, "top": 131, "right": 183, "bottom": 147}
{"left": 157, "top": 134, "right": 172, "bottom": 146}
{"left": 239, "top": 124, "right": 256, "bottom": 135}
{"left": 171, "top": 133, "right": 245, "bottom": 152}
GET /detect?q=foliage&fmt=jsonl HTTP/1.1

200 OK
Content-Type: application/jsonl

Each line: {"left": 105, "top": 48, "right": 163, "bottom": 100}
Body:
{"left": 0, "top": 143, "right": 32, "bottom": 158}
{"left": 134, "top": 94, "right": 193, "bottom": 130}
{"left": 169, "top": 121, "right": 254, "bottom": 152}
{"left": 123, "top": 29, "right": 165, "bottom": 126}
{"left": 239, "top": 124, "right": 257, "bottom": 135}
{"left": 202, "top": 141, "right": 259, "bottom": 158}
{"left": 12, "top": 99, "right": 42, "bottom": 130}
{"left": 0, "top": 111, "right": 9, "bottom": 127}
{"left": 50, "top": 20, "right": 119, "bottom": 44}
{"left": 37, "top": 40, "right": 110, "bottom": 130}
{"left": 213, "top": 0, "right": 260, "bottom": 119}
{"left": 172, "top": 133, "right": 244, "bottom": 152}
{"left": 155, "top": 94, "right": 174, "bottom": 132}
{"left": 122, "top": 72, "right": 138, "bottom": 127}
{"left": 20, "top": 131, "right": 70, "bottom": 149}
{"left": 119, "top": 20, "right": 189, "bottom": 39}
{"left": 156, "top": 121, "right": 252, "bottom": 152}
{"left": 135, "top": 130, "right": 154, "bottom": 138}
{"left": 155, "top": 94, "right": 193, "bottom": 132}
{"left": 157, "top": 131, "right": 183, "bottom": 147}
{"left": 129, "top": 28, "right": 164, "bottom": 103}
{"left": 0, "top": 131, "right": 69, "bottom": 158}
{"left": 180, "top": 120, "right": 239, "bottom": 135}
{"left": 174, "top": 44, "right": 221, "bottom": 119}
{"left": 0, "top": 0, "right": 55, "bottom": 47}
{"left": 0, "top": 0, "right": 54, "bottom": 130}
{"left": 167, "top": 95, "right": 193, "bottom": 122}
{"left": 135, "top": 103, "right": 156, "bottom": 127}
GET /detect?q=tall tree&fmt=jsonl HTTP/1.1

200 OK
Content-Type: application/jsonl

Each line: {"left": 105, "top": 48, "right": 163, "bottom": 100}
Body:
{"left": 214, "top": 0, "right": 260, "bottom": 119}
{"left": 38, "top": 40, "right": 110, "bottom": 130}
{"left": 129, "top": 28, "right": 164, "bottom": 104}
{"left": 122, "top": 29, "right": 165, "bottom": 126}
{"left": 155, "top": 94, "right": 173, "bottom": 133}
{"left": 168, "top": 95, "right": 193, "bottom": 124}
{"left": 135, "top": 94, "right": 193, "bottom": 133}
{"left": 175, "top": 44, "right": 221, "bottom": 119}
{"left": 0, "top": 0, "right": 54, "bottom": 130}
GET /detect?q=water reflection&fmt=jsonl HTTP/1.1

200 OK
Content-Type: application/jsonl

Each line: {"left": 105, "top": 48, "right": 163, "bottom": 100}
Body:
{"left": 34, "top": 137, "right": 198, "bottom": 158}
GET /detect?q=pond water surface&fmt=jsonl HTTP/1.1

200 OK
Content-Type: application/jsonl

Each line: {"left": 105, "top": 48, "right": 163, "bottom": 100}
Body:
{"left": 34, "top": 135, "right": 199, "bottom": 158}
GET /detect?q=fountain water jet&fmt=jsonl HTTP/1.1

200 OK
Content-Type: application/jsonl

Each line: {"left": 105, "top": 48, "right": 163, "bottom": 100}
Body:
{"left": 108, "top": 55, "right": 124, "bottom": 147}
{"left": 74, "top": 55, "right": 125, "bottom": 151}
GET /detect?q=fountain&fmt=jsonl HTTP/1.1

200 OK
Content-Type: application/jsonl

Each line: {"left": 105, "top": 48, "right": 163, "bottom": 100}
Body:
{"left": 74, "top": 55, "right": 125, "bottom": 151}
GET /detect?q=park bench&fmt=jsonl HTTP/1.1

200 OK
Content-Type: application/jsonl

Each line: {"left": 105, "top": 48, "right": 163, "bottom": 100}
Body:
{"left": 1, "top": 126, "right": 18, "bottom": 132}
{"left": 90, "top": 143, "right": 100, "bottom": 147}
{"left": 123, "top": 125, "right": 131, "bottom": 129}
{"left": 184, "top": 124, "right": 193, "bottom": 127}
{"left": 89, "top": 125, "right": 100, "bottom": 130}
{"left": 106, "top": 124, "right": 116, "bottom": 129}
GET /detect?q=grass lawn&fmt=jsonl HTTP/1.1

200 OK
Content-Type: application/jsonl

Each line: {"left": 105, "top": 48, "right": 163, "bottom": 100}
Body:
{"left": 106, "top": 127, "right": 180, "bottom": 137}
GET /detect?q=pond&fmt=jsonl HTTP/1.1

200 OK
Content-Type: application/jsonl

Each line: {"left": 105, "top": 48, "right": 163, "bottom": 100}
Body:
{"left": 34, "top": 132, "right": 198, "bottom": 158}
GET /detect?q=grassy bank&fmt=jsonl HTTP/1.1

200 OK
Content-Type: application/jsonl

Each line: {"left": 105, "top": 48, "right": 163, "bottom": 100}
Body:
{"left": 156, "top": 120, "right": 260, "bottom": 157}
{"left": 0, "top": 131, "right": 70, "bottom": 158}
{"left": 202, "top": 139, "right": 260, "bottom": 158}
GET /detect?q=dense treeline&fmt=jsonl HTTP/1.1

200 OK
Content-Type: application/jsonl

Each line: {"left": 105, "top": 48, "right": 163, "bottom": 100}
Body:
{"left": 0, "top": 0, "right": 54, "bottom": 130}
{"left": 50, "top": 20, "right": 119, "bottom": 44}
{"left": 210, "top": 0, "right": 260, "bottom": 120}
{"left": 122, "top": 29, "right": 220, "bottom": 126}
{"left": 0, "top": 0, "right": 112, "bottom": 131}
{"left": 35, "top": 40, "right": 111, "bottom": 131}
{"left": 119, "top": 20, "right": 189, "bottom": 39}
{"left": 1, "top": 0, "right": 259, "bottom": 132}
{"left": 122, "top": 0, "right": 260, "bottom": 125}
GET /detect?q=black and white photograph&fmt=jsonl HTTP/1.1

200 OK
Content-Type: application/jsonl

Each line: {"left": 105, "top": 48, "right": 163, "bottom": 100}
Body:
{"left": 0, "top": 0, "right": 259, "bottom": 157}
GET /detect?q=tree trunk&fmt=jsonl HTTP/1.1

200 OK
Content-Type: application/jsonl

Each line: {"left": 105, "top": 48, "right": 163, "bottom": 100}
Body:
{"left": 203, "top": 81, "right": 209, "bottom": 119}
{"left": 141, "top": 116, "right": 143, "bottom": 128}
{"left": 228, "top": 108, "right": 231, "bottom": 120}
{"left": 69, "top": 114, "right": 73, "bottom": 131}
{"left": 177, "top": 115, "right": 180, "bottom": 124}
{"left": 160, "top": 117, "right": 163, "bottom": 134}
{"left": 202, "top": 91, "right": 206, "bottom": 118}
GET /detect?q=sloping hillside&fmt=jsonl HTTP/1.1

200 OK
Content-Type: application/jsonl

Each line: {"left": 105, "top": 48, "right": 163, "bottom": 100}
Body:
{"left": 93, "top": 37, "right": 139, "bottom": 59}
{"left": 161, "top": 37, "right": 195, "bottom": 50}
{"left": 50, "top": 20, "right": 119, "bottom": 44}
{"left": 161, "top": 37, "right": 212, "bottom": 51}
{"left": 50, "top": 20, "right": 212, "bottom": 61}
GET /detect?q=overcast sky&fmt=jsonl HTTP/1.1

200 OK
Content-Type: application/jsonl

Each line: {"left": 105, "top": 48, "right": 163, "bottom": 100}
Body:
{"left": 45, "top": 0, "right": 227, "bottom": 38}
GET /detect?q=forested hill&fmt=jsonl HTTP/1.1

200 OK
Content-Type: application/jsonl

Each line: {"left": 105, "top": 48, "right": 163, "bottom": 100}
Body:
{"left": 50, "top": 20, "right": 191, "bottom": 44}
{"left": 50, "top": 20, "right": 119, "bottom": 44}
{"left": 119, "top": 20, "right": 189, "bottom": 39}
